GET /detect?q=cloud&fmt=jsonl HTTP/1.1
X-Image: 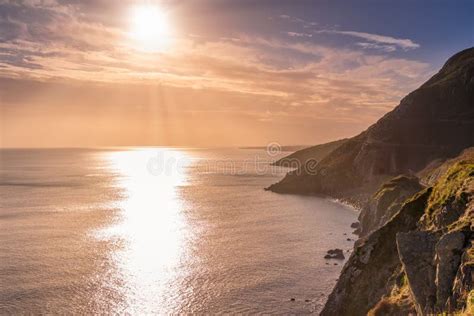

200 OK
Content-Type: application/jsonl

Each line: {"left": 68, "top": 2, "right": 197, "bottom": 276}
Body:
{"left": 0, "top": 1, "right": 433, "bottom": 138}
{"left": 278, "top": 14, "right": 420, "bottom": 51}
{"left": 356, "top": 42, "right": 397, "bottom": 52}
{"left": 285, "top": 31, "right": 312, "bottom": 38}
{"left": 317, "top": 30, "right": 420, "bottom": 50}
{"left": 278, "top": 14, "right": 317, "bottom": 28}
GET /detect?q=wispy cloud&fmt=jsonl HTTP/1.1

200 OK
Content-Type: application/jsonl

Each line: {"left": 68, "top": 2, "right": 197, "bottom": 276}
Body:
{"left": 278, "top": 14, "right": 317, "bottom": 28}
{"left": 318, "top": 30, "right": 420, "bottom": 50}
{"left": 284, "top": 31, "right": 312, "bottom": 38}
{"left": 277, "top": 14, "right": 420, "bottom": 52}
{"left": 356, "top": 42, "right": 397, "bottom": 52}
{"left": 0, "top": 1, "right": 433, "bottom": 146}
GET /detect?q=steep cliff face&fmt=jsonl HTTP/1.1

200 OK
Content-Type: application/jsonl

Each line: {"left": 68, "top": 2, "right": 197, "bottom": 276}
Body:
{"left": 321, "top": 189, "right": 432, "bottom": 316}
{"left": 268, "top": 48, "right": 474, "bottom": 204}
{"left": 357, "top": 175, "right": 424, "bottom": 237}
{"left": 321, "top": 149, "right": 474, "bottom": 315}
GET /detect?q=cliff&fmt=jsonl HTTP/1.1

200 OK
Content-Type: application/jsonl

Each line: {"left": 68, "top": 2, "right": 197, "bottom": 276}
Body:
{"left": 357, "top": 175, "right": 424, "bottom": 237}
{"left": 268, "top": 47, "right": 474, "bottom": 208}
{"left": 265, "top": 48, "right": 474, "bottom": 315}
{"left": 321, "top": 149, "right": 474, "bottom": 315}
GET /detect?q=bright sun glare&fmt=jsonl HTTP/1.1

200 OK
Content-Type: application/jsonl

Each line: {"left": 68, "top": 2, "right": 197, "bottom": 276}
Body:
{"left": 130, "top": 5, "right": 172, "bottom": 52}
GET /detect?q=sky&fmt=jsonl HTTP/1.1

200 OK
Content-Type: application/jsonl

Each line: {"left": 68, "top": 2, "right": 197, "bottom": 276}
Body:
{"left": 0, "top": 0, "right": 473, "bottom": 147}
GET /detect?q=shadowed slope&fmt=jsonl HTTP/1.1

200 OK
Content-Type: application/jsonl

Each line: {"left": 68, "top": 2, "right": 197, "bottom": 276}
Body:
{"left": 268, "top": 48, "right": 474, "bottom": 205}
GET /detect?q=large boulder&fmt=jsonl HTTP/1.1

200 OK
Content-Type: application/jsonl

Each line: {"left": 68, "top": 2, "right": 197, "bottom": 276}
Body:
{"left": 396, "top": 231, "right": 438, "bottom": 314}
{"left": 358, "top": 175, "right": 423, "bottom": 237}
{"left": 435, "top": 231, "right": 466, "bottom": 309}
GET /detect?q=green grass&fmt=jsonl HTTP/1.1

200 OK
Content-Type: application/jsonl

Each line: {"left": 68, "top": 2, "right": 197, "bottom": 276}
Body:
{"left": 422, "top": 161, "right": 474, "bottom": 230}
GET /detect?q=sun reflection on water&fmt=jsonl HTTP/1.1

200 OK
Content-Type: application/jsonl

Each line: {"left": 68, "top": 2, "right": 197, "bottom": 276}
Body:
{"left": 98, "top": 148, "right": 192, "bottom": 314}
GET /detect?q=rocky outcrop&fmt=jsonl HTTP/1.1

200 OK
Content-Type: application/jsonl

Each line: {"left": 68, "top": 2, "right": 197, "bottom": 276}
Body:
{"left": 268, "top": 47, "right": 474, "bottom": 206}
{"left": 322, "top": 149, "right": 474, "bottom": 315}
{"left": 396, "top": 231, "right": 438, "bottom": 314}
{"left": 320, "top": 189, "right": 432, "bottom": 316}
{"left": 358, "top": 175, "right": 423, "bottom": 237}
{"left": 435, "top": 231, "right": 465, "bottom": 309}
{"left": 449, "top": 240, "right": 474, "bottom": 312}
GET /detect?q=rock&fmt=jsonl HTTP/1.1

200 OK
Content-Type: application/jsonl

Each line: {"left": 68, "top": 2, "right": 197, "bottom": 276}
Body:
{"left": 396, "top": 231, "right": 438, "bottom": 314}
{"left": 449, "top": 240, "right": 474, "bottom": 311}
{"left": 435, "top": 231, "right": 466, "bottom": 309}
{"left": 290, "top": 298, "right": 295, "bottom": 302}
{"left": 325, "top": 249, "right": 345, "bottom": 260}
{"left": 347, "top": 238, "right": 352, "bottom": 241}
{"left": 351, "top": 222, "right": 360, "bottom": 229}
{"left": 358, "top": 175, "right": 423, "bottom": 237}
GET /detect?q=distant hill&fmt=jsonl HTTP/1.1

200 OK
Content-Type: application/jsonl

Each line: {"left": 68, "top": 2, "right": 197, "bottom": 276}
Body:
{"left": 271, "top": 138, "right": 348, "bottom": 167}
{"left": 268, "top": 47, "right": 474, "bottom": 206}
{"left": 239, "top": 145, "right": 307, "bottom": 152}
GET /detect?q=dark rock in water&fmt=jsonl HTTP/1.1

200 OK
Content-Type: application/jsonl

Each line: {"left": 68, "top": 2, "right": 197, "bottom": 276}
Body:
{"left": 334, "top": 263, "right": 338, "bottom": 265}
{"left": 346, "top": 238, "right": 352, "bottom": 241}
{"left": 290, "top": 298, "right": 295, "bottom": 302}
{"left": 343, "top": 233, "right": 347, "bottom": 235}
{"left": 305, "top": 299, "right": 310, "bottom": 302}
{"left": 351, "top": 222, "right": 360, "bottom": 229}
{"left": 325, "top": 248, "right": 345, "bottom": 260}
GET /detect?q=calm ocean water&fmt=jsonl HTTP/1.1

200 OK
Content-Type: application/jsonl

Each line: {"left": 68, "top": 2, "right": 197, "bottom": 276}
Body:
{"left": 0, "top": 148, "right": 356, "bottom": 314}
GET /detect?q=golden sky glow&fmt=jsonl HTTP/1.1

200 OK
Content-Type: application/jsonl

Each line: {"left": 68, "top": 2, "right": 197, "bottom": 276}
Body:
{"left": 0, "top": 1, "right": 471, "bottom": 147}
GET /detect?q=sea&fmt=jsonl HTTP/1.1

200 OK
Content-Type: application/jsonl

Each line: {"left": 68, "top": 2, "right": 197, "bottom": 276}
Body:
{"left": 0, "top": 148, "right": 357, "bottom": 314}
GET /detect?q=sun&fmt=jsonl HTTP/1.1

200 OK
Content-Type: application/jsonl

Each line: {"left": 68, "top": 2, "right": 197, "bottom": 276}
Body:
{"left": 129, "top": 5, "right": 172, "bottom": 52}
